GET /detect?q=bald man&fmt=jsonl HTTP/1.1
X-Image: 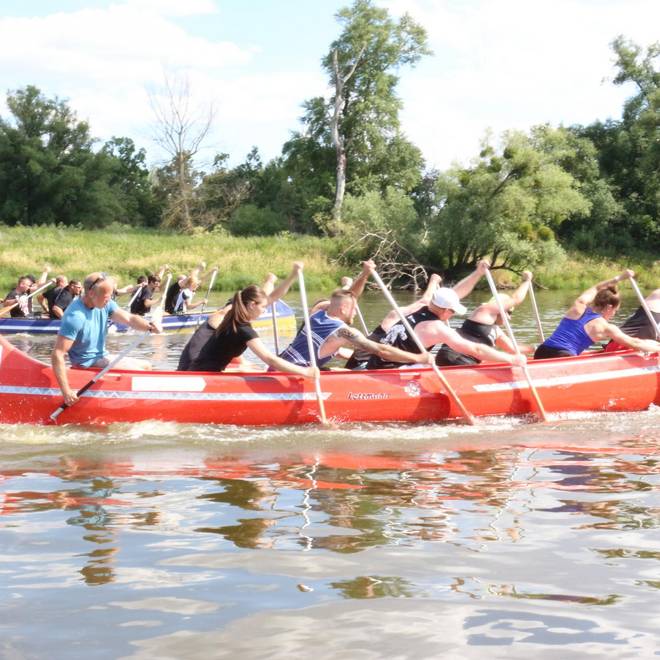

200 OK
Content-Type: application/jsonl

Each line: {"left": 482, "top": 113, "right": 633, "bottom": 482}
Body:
{"left": 51, "top": 272, "right": 161, "bottom": 406}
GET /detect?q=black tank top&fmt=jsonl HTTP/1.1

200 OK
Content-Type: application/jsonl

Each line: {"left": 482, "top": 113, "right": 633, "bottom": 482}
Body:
{"left": 435, "top": 318, "right": 497, "bottom": 367}
{"left": 620, "top": 306, "right": 660, "bottom": 340}
{"left": 366, "top": 307, "right": 437, "bottom": 370}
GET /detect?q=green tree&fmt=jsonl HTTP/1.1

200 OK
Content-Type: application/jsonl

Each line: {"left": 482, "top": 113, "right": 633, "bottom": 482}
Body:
{"left": 101, "top": 136, "right": 162, "bottom": 227}
{"left": 573, "top": 37, "right": 659, "bottom": 251}
{"left": 0, "top": 85, "right": 121, "bottom": 226}
{"left": 421, "top": 127, "right": 591, "bottom": 277}
{"left": 284, "top": 0, "right": 429, "bottom": 233}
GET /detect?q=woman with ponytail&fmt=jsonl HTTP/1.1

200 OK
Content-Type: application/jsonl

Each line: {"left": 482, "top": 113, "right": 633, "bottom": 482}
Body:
{"left": 534, "top": 270, "right": 660, "bottom": 359}
{"left": 177, "top": 263, "right": 317, "bottom": 378}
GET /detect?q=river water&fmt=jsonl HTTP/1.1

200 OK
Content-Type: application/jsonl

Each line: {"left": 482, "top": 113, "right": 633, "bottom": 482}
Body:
{"left": 1, "top": 291, "right": 658, "bottom": 659}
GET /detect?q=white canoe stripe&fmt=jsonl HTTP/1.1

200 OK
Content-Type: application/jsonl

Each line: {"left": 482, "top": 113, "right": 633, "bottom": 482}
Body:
{"left": 132, "top": 376, "right": 207, "bottom": 392}
{"left": 0, "top": 385, "right": 329, "bottom": 402}
{"left": 473, "top": 364, "right": 660, "bottom": 393}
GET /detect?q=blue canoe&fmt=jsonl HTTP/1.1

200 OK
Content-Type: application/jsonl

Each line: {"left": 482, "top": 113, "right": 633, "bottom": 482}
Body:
{"left": 0, "top": 300, "right": 296, "bottom": 335}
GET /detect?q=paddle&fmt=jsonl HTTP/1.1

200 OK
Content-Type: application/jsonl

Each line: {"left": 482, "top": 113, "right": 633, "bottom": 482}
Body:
{"left": 297, "top": 268, "right": 328, "bottom": 425}
{"left": 198, "top": 267, "right": 218, "bottom": 318}
{"left": 528, "top": 280, "right": 545, "bottom": 342}
{"left": 49, "top": 332, "right": 150, "bottom": 423}
{"left": 0, "top": 278, "right": 56, "bottom": 318}
{"left": 271, "top": 302, "right": 281, "bottom": 353}
{"left": 484, "top": 268, "right": 548, "bottom": 422}
{"left": 629, "top": 276, "right": 660, "bottom": 340}
{"left": 370, "top": 269, "right": 476, "bottom": 426}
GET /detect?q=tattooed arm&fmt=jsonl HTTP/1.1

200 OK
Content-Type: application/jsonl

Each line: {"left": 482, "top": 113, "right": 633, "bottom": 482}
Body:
{"left": 330, "top": 326, "right": 433, "bottom": 366}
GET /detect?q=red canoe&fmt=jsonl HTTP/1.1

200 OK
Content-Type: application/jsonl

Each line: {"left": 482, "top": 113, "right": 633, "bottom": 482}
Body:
{"left": 0, "top": 336, "right": 658, "bottom": 426}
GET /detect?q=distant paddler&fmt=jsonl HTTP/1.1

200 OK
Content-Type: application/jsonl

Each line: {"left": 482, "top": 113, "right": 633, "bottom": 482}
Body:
{"left": 1, "top": 267, "right": 51, "bottom": 318}
{"left": 534, "top": 271, "right": 660, "bottom": 359}
{"left": 51, "top": 272, "right": 162, "bottom": 407}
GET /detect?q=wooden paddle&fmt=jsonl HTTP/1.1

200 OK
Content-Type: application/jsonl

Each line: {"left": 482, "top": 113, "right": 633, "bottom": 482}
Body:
{"left": 484, "top": 268, "right": 548, "bottom": 422}
{"left": 340, "top": 275, "right": 369, "bottom": 334}
{"left": 629, "top": 276, "right": 660, "bottom": 340}
{"left": 297, "top": 268, "right": 328, "bottom": 425}
{"left": 270, "top": 302, "right": 281, "bottom": 353}
{"left": 49, "top": 332, "right": 151, "bottom": 423}
{"left": 370, "top": 269, "right": 476, "bottom": 426}
{"left": 528, "top": 280, "right": 545, "bottom": 342}
{"left": 198, "top": 267, "right": 218, "bottom": 318}
{"left": 0, "top": 278, "right": 56, "bottom": 318}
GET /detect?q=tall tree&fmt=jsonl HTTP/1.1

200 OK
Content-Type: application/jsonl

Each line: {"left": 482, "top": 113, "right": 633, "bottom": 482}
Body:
{"left": 149, "top": 74, "right": 214, "bottom": 232}
{"left": 573, "top": 37, "right": 659, "bottom": 251}
{"left": 286, "top": 0, "right": 430, "bottom": 234}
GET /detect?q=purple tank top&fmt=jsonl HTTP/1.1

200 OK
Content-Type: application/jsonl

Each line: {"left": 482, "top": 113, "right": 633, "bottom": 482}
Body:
{"left": 542, "top": 307, "right": 601, "bottom": 355}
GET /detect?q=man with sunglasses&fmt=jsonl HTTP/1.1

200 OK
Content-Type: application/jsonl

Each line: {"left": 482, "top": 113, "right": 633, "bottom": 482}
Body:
{"left": 51, "top": 272, "right": 161, "bottom": 406}
{"left": 435, "top": 271, "right": 535, "bottom": 366}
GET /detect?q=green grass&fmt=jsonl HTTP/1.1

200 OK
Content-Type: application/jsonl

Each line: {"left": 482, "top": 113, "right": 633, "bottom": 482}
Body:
{"left": 1, "top": 223, "right": 657, "bottom": 293}
{"left": 0, "top": 224, "right": 344, "bottom": 292}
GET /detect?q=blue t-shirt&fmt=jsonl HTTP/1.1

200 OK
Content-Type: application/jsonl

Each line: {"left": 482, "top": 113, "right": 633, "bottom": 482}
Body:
{"left": 58, "top": 297, "right": 119, "bottom": 367}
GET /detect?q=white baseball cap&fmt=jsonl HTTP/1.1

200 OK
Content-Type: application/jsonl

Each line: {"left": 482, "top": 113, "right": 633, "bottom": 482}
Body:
{"left": 431, "top": 287, "right": 467, "bottom": 315}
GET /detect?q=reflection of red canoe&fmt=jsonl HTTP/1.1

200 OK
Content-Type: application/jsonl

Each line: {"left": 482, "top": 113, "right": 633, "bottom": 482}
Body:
{"left": 0, "top": 336, "right": 658, "bottom": 426}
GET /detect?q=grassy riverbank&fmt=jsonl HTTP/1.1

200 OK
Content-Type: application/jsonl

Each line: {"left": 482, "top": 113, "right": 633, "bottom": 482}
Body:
{"left": 1, "top": 224, "right": 658, "bottom": 292}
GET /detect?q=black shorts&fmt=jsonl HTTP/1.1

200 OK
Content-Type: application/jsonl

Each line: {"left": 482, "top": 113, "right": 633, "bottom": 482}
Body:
{"left": 534, "top": 344, "right": 574, "bottom": 360}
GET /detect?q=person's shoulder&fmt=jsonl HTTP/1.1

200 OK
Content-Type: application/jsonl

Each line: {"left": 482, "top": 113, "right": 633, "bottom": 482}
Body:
{"left": 106, "top": 299, "right": 119, "bottom": 313}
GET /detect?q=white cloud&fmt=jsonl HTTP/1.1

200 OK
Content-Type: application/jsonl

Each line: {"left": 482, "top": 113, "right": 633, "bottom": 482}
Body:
{"left": 383, "top": 0, "right": 660, "bottom": 169}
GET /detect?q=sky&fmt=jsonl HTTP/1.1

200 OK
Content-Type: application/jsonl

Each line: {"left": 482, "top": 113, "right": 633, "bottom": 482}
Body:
{"left": 0, "top": 0, "right": 658, "bottom": 171}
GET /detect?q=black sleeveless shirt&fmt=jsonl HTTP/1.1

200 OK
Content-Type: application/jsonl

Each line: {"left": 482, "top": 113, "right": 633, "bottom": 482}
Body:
{"left": 435, "top": 318, "right": 498, "bottom": 366}
{"left": 366, "top": 307, "right": 437, "bottom": 370}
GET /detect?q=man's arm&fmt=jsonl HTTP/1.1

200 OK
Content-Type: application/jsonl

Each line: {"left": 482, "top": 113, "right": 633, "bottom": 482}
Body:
{"left": 452, "top": 260, "right": 489, "bottom": 299}
{"left": 334, "top": 326, "right": 433, "bottom": 366}
{"left": 441, "top": 326, "right": 526, "bottom": 365}
{"left": 52, "top": 335, "right": 78, "bottom": 405}
{"left": 111, "top": 307, "right": 159, "bottom": 333}
{"left": 348, "top": 260, "right": 376, "bottom": 299}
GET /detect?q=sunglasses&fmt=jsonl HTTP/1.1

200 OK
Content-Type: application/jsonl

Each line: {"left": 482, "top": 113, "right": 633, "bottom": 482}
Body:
{"left": 89, "top": 273, "right": 109, "bottom": 291}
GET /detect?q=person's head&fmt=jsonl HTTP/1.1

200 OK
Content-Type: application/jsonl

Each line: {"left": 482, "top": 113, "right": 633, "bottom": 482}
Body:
{"left": 327, "top": 289, "right": 358, "bottom": 324}
{"left": 82, "top": 272, "right": 115, "bottom": 308}
{"left": 218, "top": 285, "right": 268, "bottom": 334}
{"left": 68, "top": 279, "right": 82, "bottom": 296}
{"left": 487, "top": 293, "right": 514, "bottom": 325}
{"left": 147, "top": 274, "right": 161, "bottom": 290}
{"left": 54, "top": 275, "right": 68, "bottom": 288}
{"left": 429, "top": 287, "right": 467, "bottom": 321}
{"left": 136, "top": 275, "right": 148, "bottom": 285}
{"left": 592, "top": 286, "right": 620, "bottom": 319}
{"left": 184, "top": 276, "right": 200, "bottom": 291}
{"left": 16, "top": 276, "right": 33, "bottom": 293}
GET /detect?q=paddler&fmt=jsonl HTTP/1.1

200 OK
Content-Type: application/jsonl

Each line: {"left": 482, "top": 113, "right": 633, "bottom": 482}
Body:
{"left": 177, "top": 263, "right": 317, "bottom": 378}
{"left": 278, "top": 261, "right": 435, "bottom": 370}
{"left": 534, "top": 271, "right": 660, "bottom": 358}
{"left": 51, "top": 272, "right": 162, "bottom": 407}
{"left": 604, "top": 288, "right": 660, "bottom": 351}
{"left": 435, "top": 271, "right": 535, "bottom": 366}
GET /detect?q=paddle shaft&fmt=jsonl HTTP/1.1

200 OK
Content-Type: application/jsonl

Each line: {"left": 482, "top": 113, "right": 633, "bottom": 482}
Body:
{"left": 629, "top": 276, "right": 660, "bottom": 340}
{"left": 49, "top": 332, "right": 150, "bottom": 422}
{"left": 0, "top": 279, "right": 56, "bottom": 318}
{"left": 528, "top": 281, "right": 545, "bottom": 342}
{"left": 152, "top": 273, "right": 171, "bottom": 327}
{"left": 484, "top": 269, "right": 548, "bottom": 422}
{"left": 271, "top": 302, "right": 280, "bottom": 353}
{"left": 198, "top": 268, "right": 218, "bottom": 318}
{"left": 354, "top": 302, "right": 369, "bottom": 335}
{"left": 370, "top": 270, "right": 476, "bottom": 426}
{"left": 297, "top": 270, "right": 328, "bottom": 424}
